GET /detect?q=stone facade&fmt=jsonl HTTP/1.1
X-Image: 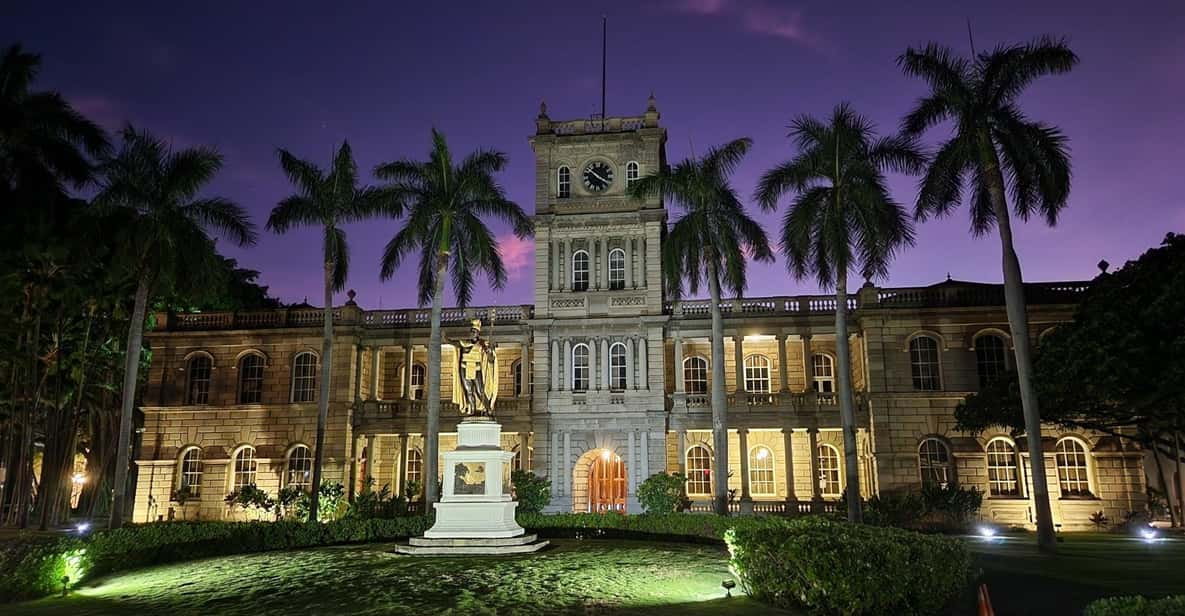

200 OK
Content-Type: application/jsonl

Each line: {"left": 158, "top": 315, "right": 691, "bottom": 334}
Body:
{"left": 132, "top": 100, "right": 1145, "bottom": 530}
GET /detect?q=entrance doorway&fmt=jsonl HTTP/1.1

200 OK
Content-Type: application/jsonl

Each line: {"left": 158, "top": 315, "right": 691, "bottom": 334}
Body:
{"left": 589, "top": 451, "right": 627, "bottom": 512}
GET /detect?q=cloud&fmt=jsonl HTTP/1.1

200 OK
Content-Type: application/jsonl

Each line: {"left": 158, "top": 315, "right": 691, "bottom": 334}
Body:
{"left": 668, "top": 0, "right": 823, "bottom": 47}
{"left": 498, "top": 233, "right": 534, "bottom": 281}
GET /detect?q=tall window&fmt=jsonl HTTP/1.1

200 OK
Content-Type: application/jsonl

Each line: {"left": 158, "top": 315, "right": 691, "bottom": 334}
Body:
{"left": 572, "top": 343, "right": 590, "bottom": 392}
{"left": 410, "top": 364, "right": 425, "bottom": 400}
{"left": 909, "top": 336, "right": 941, "bottom": 391}
{"left": 626, "top": 161, "right": 640, "bottom": 187}
{"left": 749, "top": 446, "right": 775, "bottom": 496}
{"left": 918, "top": 438, "right": 952, "bottom": 487}
{"left": 512, "top": 360, "right": 524, "bottom": 397}
{"left": 178, "top": 447, "right": 202, "bottom": 496}
{"left": 557, "top": 166, "right": 571, "bottom": 198}
{"left": 238, "top": 353, "right": 265, "bottom": 404}
{"left": 975, "top": 334, "right": 1008, "bottom": 388}
{"left": 683, "top": 356, "right": 708, "bottom": 394}
{"left": 232, "top": 446, "right": 257, "bottom": 490}
{"left": 186, "top": 355, "right": 212, "bottom": 405}
{"left": 608, "top": 248, "right": 626, "bottom": 290}
{"left": 812, "top": 354, "right": 835, "bottom": 393}
{"left": 686, "top": 445, "right": 712, "bottom": 496}
{"left": 986, "top": 439, "right": 1020, "bottom": 497}
{"left": 286, "top": 445, "right": 313, "bottom": 490}
{"left": 817, "top": 444, "right": 841, "bottom": 497}
{"left": 743, "top": 355, "right": 771, "bottom": 393}
{"left": 406, "top": 448, "right": 423, "bottom": 492}
{"left": 291, "top": 352, "right": 317, "bottom": 403}
{"left": 609, "top": 342, "right": 627, "bottom": 391}
{"left": 1055, "top": 438, "right": 1092, "bottom": 496}
{"left": 572, "top": 250, "right": 590, "bottom": 291}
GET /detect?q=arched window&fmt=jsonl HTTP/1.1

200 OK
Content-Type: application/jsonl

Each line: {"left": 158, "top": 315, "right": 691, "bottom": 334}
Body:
{"left": 286, "top": 445, "right": 312, "bottom": 490}
{"left": 749, "top": 446, "right": 775, "bottom": 496}
{"left": 608, "top": 248, "right": 626, "bottom": 290}
{"left": 908, "top": 336, "right": 941, "bottom": 391}
{"left": 986, "top": 438, "right": 1020, "bottom": 497}
{"left": 512, "top": 360, "right": 524, "bottom": 397}
{"left": 177, "top": 447, "right": 202, "bottom": 496}
{"left": 918, "top": 438, "right": 952, "bottom": 487}
{"left": 238, "top": 353, "right": 265, "bottom": 404}
{"left": 686, "top": 445, "right": 712, "bottom": 496}
{"left": 410, "top": 364, "right": 425, "bottom": 400}
{"left": 609, "top": 342, "right": 628, "bottom": 391}
{"left": 817, "top": 444, "right": 841, "bottom": 497}
{"left": 811, "top": 354, "right": 835, "bottom": 393}
{"left": 626, "top": 161, "right": 640, "bottom": 187}
{"left": 406, "top": 448, "right": 423, "bottom": 490}
{"left": 557, "top": 166, "right": 571, "bottom": 198}
{"left": 186, "top": 354, "right": 212, "bottom": 405}
{"left": 232, "top": 446, "right": 257, "bottom": 490}
{"left": 1055, "top": 438, "right": 1092, "bottom": 496}
{"left": 572, "top": 343, "right": 590, "bottom": 392}
{"left": 683, "top": 356, "right": 708, "bottom": 394}
{"left": 975, "top": 334, "right": 1008, "bottom": 388}
{"left": 291, "top": 352, "right": 317, "bottom": 403}
{"left": 743, "top": 355, "right": 771, "bottom": 393}
{"left": 572, "top": 250, "right": 590, "bottom": 291}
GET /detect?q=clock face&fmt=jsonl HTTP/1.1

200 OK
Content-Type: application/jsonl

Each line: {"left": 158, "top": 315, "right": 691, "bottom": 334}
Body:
{"left": 582, "top": 161, "right": 614, "bottom": 192}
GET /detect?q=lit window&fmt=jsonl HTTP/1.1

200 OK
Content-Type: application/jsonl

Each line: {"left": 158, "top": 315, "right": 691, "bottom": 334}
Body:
{"left": 178, "top": 447, "right": 202, "bottom": 496}
{"left": 411, "top": 364, "right": 425, "bottom": 400}
{"left": 1056, "top": 438, "right": 1092, "bottom": 496}
{"left": 686, "top": 445, "right": 712, "bottom": 496}
{"left": 626, "top": 161, "right": 640, "bottom": 187}
{"left": 909, "top": 336, "right": 941, "bottom": 391}
{"left": 749, "top": 446, "right": 775, "bottom": 496}
{"left": 232, "top": 446, "right": 257, "bottom": 490}
{"left": 557, "top": 166, "right": 570, "bottom": 198}
{"left": 238, "top": 353, "right": 265, "bottom": 404}
{"left": 608, "top": 248, "right": 626, "bottom": 290}
{"left": 986, "top": 439, "right": 1020, "bottom": 497}
{"left": 683, "top": 356, "right": 708, "bottom": 394}
{"left": 743, "top": 355, "right": 771, "bottom": 393}
{"left": 817, "top": 444, "right": 841, "bottom": 497}
{"left": 572, "top": 343, "right": 590, "bottom": 392}
{"left": 812, "top": 354, "right": 835, "bottom": 393}
{"left": 918, "top": 438, "right": 952, "bottom": 487}
{"left": 609, "top": 342, "right": 628, "bottom": 391}
{"left": 975, "top": 335, "right": 1008, "bottom": 388}
{"left": 406, "top": 448, "right": 423, "bottom": 493}
{"left": 186, "top": 355, "right": 212, "bottom": 405}
{"left": 286, "top": 445, "right": 312, "bottom": 490}
{"left": 291, "top": 352, "right": 317, "bottom": 403}
{"left": 572, "top": 250, "right": 590, "bottom": 291}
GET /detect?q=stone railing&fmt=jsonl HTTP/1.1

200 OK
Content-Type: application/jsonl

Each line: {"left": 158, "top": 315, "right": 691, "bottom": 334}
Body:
{"left": 161, "top": 304, "right": 533, "bottom": 332}
{"left": 686, "top": 500, "right": 840, "bottom": 515}
{"left": 551, "top": 116, "right": 646, "bottom": 135}
{"left": 362, "top": 304, "right": 533, "bottom": 329}
{"left": 353, "top": 398, "right": 533, "bottom": 425}
{"left": 673, "top": 391, "right": 856, "bottom": 412}
{"left": 665, "top": 295, "right": 857, "bottom": 318}
{"left": 875, "top": 281, "right": 1090, "bottom": 308}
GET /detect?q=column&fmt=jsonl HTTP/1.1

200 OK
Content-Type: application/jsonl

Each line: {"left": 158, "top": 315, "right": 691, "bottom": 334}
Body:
{"left": 550, "top": 431, "right": 560, "bottom": 486}
{"left": 564, "top": 339, "right": 574, "bottom": 390}
{"left": 395, "top": 434, "right": 407, "bottom": 497}
{"left": 352, "top": 346, "right": 363, "bottom": 401}
{"left": 624, "top": 237, "right": 634, "bottom": 289}
{"left": 520, "top": 335, "right": 531, "bottom": 397}
{"left": 782, "top": 429, "right": 797, "bottom": 501}
{"left": 518, "top": 431, "right": 531, "bottom": 472}
{"left": 673, "top": 333, "right": 685, "bottom": 394}
{"left": 777, "top": 334, "right": 790, "bottom": 392}
{"left": 593, "top": 239, "right": 601, "bottom": 290}
{"left": 365, "top": 434, "right": 376, "bottom": 485}
{"left": 562, "top": 431, "right": 572, "bottom": 498}
{"left": 551, "top": 339, "right": 561, "bottom": 391}
{"left": 403, "top": 344, "right": 414, "bottom": 400}
{"left": 369, "top": 346, "right": 381, "bottom": 400}
{"left": 601, "top": 338, "right": 610, "bottom": 389}
{"left": 677, "top": 430, "right": 688, "bottom": 474}
{"left": 738, "top": 429, "right": 751, "bottom": 500}
{"left": 641, "top": 237, "right": 647, "bottom": 289}
{"left": 639, "top": 337, "right": 649, "bottom": 389}
{"left": 628, "top": 431, "right": 637, "bottom": 494}
{"left": 589, "top": 337, "right": 599, "bottom": 391}
{"left": 733, "top": 335, "right": 745, "bottom": 393}
{"left": 558, "top": 240, "right": 567, "bottom": 291}
{"left": 551, "top": 241, "right": 560, "bottom": 291}
{"left": 801, "top": 335, "right": 812, "bottom": 393}
{"left": 626, "top": 337, "right": 636, "bottom": 390}
{"left": 808, "top": 429, "right": 821, "bottom": 499}
{"left": 640, "top": 430, "right": 650, "bottom": 480}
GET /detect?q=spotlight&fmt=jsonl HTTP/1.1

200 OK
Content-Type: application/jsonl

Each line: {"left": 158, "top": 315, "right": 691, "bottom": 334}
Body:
{"left": 722, "top": 580, "right": 736, "bottom": 597}
{"left": 75, "top": 522, "right": 90, "bottom": 534}
{"left": 1140, "top": 528, "right": 1158, "bottom": 543}
{"left": 977, "top": 526, "right": 998, "bottom": 540}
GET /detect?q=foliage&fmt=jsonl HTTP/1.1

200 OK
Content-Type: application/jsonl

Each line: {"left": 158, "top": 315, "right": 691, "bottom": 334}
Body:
{"left": 1090, "top": 511, "right": 1110, "bottom": 530}
{"left": 725, "top": 516, "right": 972, "bottom": 615}
{"left": 511, "top": 471, "right": 551, "bottom": 514}
{"left": 637, "top": 472, "right": 691, "bottom": 514}
{"left": 1084, "top": 595, "right": 1185, "bottom": 616}
{"left": 275, "top": 486, "right": 304, "bottom": 519}
{"left": 861, "top": 485, "right": 983, "bottom": 531}
{"left": 294, "top": 482, "right": 347, "bottom": 522}
{"left": 224, "top": 484, "right": 275, "bottom": 516}
{"left": 516, "top": 512, "right": 799, "bottom": 541}
{"left": 403, "top": 480, "right": 423, "bottom": 502}
{"left": 347, "top": 480, "right": 408, "bottom": 519}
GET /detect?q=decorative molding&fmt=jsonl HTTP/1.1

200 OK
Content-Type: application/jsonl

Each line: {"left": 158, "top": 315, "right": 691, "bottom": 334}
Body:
{"left": 550, "top": 298, "right": 586, "bottom": 309}
{"left": 609, "top": 296, "right": 646, "bottom": 307}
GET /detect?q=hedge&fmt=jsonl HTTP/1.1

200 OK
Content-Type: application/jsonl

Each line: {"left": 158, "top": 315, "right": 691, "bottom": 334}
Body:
{"left": 725, "top": 516, "right": 972, "bottom": 615}
{"left": 1084, "top": 596, "right": 1185, "bottom": 616}
{"left": 517, "top": 511, "right": 790, "bottom": 540}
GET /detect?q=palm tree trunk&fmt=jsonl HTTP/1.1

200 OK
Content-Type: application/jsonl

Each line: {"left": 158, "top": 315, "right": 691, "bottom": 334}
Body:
{"left": 109, "top": 274, "right": 150, "bottom": 529}
{"left": 424, "top": 249, "right": 448, "bottom": 508}
{"left": 1151, "top": 432, "right": 1177, "bottom": 526}
{"left": 308, "top": 259, "right": 335, "bottom": 522}
{"left": 980, "top": 135, "right": 1056, "bottom": 553}
{"left": 834, "top": 269, "right": 863, "bottom": 523}
{"left": 706, "top": 257, "right": 729, "bottom": 516}
{"left": 1174, "top": 429, "right": 1184, "bottom": 526}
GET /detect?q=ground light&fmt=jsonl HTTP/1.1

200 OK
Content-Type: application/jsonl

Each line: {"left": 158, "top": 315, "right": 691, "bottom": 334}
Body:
{"left": 75, "top": 521, "right": 91, "bottom": 534}
{"left": 1140, "top": 527, "right": 1160, "bottom": 543}
{"left": 977, "top": 525, "right": 999, "bottom": 541}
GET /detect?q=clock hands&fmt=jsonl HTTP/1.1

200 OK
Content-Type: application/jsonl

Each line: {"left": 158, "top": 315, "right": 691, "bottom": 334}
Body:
{"left": 587, "top": 169, "right": 609, "bottom": 184}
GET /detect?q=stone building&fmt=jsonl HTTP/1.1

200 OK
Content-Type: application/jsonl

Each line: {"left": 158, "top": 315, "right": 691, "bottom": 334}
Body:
{"left": 132, "top": 99, "right": 1145, "bottom": 530}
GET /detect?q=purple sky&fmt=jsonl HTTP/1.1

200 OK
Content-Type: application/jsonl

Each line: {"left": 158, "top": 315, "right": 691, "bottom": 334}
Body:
{"left": 6, "top": 1, "right": 1184, "bottom": 308}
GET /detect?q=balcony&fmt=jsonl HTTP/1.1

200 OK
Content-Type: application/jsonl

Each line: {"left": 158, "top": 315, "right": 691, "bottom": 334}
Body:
{"left": 353, "top": 398, "right": 533, "bottom": 431}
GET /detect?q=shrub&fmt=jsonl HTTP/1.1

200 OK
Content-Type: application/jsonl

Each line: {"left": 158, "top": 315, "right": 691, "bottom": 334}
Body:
{"left": 860, "top": 485, "right": 983, "bottom": 531}
{"left": 347, "top": 481, "right": 408, "bottom": 519}
{"left": 863, "top": 491, "right": 925, "bottom": 528}
{"left": 725, "top": 516, "right": 972, "bottom": 615}
{"left": 920, "top": 484, "right": 983, "bottom": 527}
{"left": 637, "top": 472, "right": 690, "bottom": 513}
{"left": 224, "top": 483, "right": 275, "bottom": 519}
{"left": 511, "top": 471, "right": 551, "bottom": 514}
{"left": 1084, "top": 595, "right": 1185, "bottom": 616}
{"left": 516, "top": 511, "right": 792, "bottom": 541}
{"left": 294, "top": 481, "right": 347, "bottom": 522}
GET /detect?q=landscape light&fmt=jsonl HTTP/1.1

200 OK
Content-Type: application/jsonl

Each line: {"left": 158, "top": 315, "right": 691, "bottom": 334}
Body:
{"left": 721, "top": 580, "right": 736, "bottom": 597}
{"left": 977, "top": 526, "right": 998, "bottom": 540}
{"left": 1140, "top": 528, "right": 1158, "bottom": 543}
{"left": 75, "top": 522, "right": 90, "bottom": 534}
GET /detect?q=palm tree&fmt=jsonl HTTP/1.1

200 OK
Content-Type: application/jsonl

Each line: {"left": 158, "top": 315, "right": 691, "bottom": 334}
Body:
{"left": 375, "top": 129, "right": 532, "bottom": 506}
{"left": 95, "top": 126, "right": 257, "bottom": 528}
{"left": 629, "top": 138, "right": 773, "bottom": 515}
{"left": 898, "top": 36, "right": 1077, "bottom": 552}
{"left": 268, "top": 141, "right": 395, "bottom": 521}
{"left": 756, "top": 103, "right": 923, "bottom": 523}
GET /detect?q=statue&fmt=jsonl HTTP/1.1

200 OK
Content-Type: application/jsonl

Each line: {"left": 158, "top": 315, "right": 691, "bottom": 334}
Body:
{"left": 448, "top": 319, "right": 498, "bottom": 417}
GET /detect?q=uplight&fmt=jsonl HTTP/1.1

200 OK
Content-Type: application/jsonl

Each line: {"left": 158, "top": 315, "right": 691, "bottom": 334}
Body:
{"left": 75, "top": 522, "right": 90, "bottom": 534}
{"left": 977, "top": 526, "right": 998, "bottom": 540}
{"left": 1140, "top": 528, "right": 1159, "bottom": 543}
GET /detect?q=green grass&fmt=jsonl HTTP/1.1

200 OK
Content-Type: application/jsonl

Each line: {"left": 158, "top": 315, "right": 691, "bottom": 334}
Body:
{"left": 8, "top": 539, "right": 786, "bottom": 615}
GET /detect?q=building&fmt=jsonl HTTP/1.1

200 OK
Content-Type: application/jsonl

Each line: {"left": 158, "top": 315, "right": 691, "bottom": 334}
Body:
{"left": 131, "top": 98, "right": 1146, "bottom": 530}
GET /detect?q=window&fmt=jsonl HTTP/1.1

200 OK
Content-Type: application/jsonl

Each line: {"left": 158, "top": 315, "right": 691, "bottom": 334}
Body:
{"left": 986, "top": 439, "right": 1020, "bottom": 497}
{"left": 817, "top": 444, "right": 841, "bottom": 497}
{"left": 909, "top": 336, "right": 941, "bottom": 391}
{"left": 186, "top": 355, "right": 212, "bottom": 405}
{"left": 410, "top": 364, "right": 425, "bottom": 400}
{"left": 291, "top": 352, "right": 317, "bottom": 403}
{"left": 178, "top": 447, "right": 202, "bottom": 496}
{"left": 683, "top": 356, "right": 708, "bottom": 394}
{"left": 512, "top": 360, "right": 524, "bottom": 397}
{"left": 572, "top": 343, "right": 590, "bottom": 392}
{"left": 608, "top": 248, "right": 626, "bottom": 290}
{"left": 286, "top": 445, "right": 312, "bottom": 490}
{"left": 918, "top": 438, "right": 952, "bottom": 487}
{"left": 626, "top": 161, "right": 640, "bottom": 187}
{"left": 238, "top": 353, "right": 265, "bottom": 404}
{"left": 749, "top": 446, "right": 775, "bottom": 496}
{"left": 1055, "top": 438, "right": 1092, "bottom": 496}
{"left": 572, "top": 250, "right": 590, "bottom": 291}
{"left": 743, "top": 355, "right": 771, "bottom": 393}
{"left": 975, "top": 334, "right": 1008, "bottom": 388}
{"left": 232, "top": 446, "right": 257, "bottom": 490}
{"left": 686, "top": 445, "right": 712, "bottom": 496}
{"left": 609, "top": 342, "right": 628, "bottom": 391}
{"left": 406, "top": 448, "right": 423, "bottom": 493}
{"left": 812, "top": 354, "right": 835, "bottom": 393}
{"left": 557, "top": 166, "right": 571, "bottom": 198}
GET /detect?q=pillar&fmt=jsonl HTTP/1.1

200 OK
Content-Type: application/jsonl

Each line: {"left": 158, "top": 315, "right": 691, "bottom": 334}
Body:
{"left": 558, "top": 240, "right": 567, "bottom": 291}
{"left": 801, "top": 335, "right": 812, "bottom": 393}
{"left": 641, "top": 430, "right": 650, "bottom": 480}
{"left": 639, "top": 337, "right": 649, "bottom": 389}
{"left": 673, "top": 332, "right": 685, "bottom": 394}
{"left": 365, "top": 434, "right": 376, "bottom": 486}
{"left": 352, "top": 346, "right": 364, "bottom": 401}
{"left": 562, "top": 431, "right": 572, "bottom": 498}
{"left": 403, "top": 343, "right": 414, "bottom": 400}
{"left": 369, "top": 346, "right": 381, "bottom": 400}
{"left": 589, "top": 337, "right": 598, "bottom": 391}
{"left": 518, "top": 431, "right": 530, "bottom": 472}
{"left": 808, "top": 429, "right": 821, "bottom": 499}
{"left": 626, "top": 337, "right": 636, "bottom": 390}
{"left": 601, "top": 338, "right": 610, "bottom": 389}
{"left": 783, "top": 429, "right": 797, "bottom": 501}
{"left": 733, "top": 334, "right": 745, "bottom": 393}
{"left": 677, "top": 430, "right": 688, "bottom": 475}
{"left": 395, "top": 433, "right": 407, "bottom": 497}
{"left": 628, "top": 431, "right": 637, "bottom": 494}
{"left": 777, "top": 333, "right": 789, "bottom": 392}
{"left": 738, "top": 428, "right": 751, "bottom": 500}
{"left": 520, "top": 334, "right": 531, "bottom": 397}
{"left": 624, "top": 237, "right": 634, "bottom": 289}
{"left": 564, "top": 339, "right": 573, "bottom": 390}
{"left": 551, "top": 339, "right": 561, "bottom": 391}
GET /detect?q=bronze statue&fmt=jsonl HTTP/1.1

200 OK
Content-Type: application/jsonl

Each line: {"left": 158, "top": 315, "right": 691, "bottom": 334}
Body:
{"left": 448, "top": 319, "right": 498, "bottom": 417}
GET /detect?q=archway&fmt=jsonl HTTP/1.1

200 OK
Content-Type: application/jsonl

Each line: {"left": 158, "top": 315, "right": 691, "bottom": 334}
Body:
{"left": 588, "top": 450, "right": 627, "bottom": 513}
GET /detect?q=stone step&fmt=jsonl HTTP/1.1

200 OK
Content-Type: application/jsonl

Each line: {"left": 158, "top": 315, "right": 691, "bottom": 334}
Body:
{"left": 392, "top": 539, "right": 549, "bottom": 556}
{"left": 409, "top": 533, "right": 539, "bottom": 547}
